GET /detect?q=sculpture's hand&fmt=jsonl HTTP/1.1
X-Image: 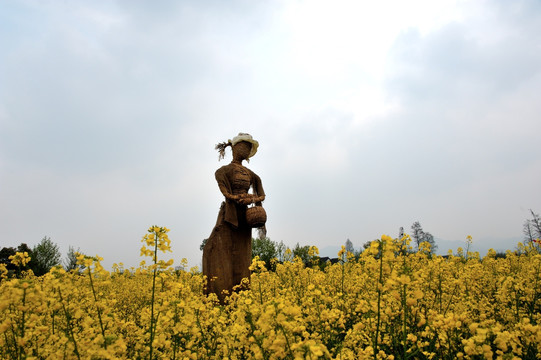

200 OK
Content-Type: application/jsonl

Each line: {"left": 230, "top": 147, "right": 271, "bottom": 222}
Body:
{"left": 237, "top": 194, "right": 254, "bottom": 205}
{"left": 238, "top": 194, "right": 265, "bottom": 205}
{"left": 224, "top": 193, "right": 250, "bottom": 205}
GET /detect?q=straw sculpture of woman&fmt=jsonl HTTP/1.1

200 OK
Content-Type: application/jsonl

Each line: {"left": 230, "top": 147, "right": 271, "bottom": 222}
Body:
{"left": 202, "top": 133, "right": 266, "bottom": 303}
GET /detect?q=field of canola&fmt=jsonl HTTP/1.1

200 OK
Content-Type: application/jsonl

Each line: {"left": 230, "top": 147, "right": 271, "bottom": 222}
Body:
{"left": 1, "top": 226, "right": 540, "bottom": 360}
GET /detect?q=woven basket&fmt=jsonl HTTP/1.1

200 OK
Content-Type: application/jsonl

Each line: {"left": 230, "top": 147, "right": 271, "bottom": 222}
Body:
{"left": 246, "top": 205, "right": 267, "bottom": 228}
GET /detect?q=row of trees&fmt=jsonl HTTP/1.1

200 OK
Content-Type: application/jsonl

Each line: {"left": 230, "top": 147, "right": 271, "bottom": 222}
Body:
{"left": 0, "top": 236, "right": 78, "bottom": 277}
{"left": 5, "top": 210, "right": 539, "bottom": 278}
{"left": 252, "top": 221, "right": 438, "bottom": 270}
{"left": 251, "top": 238, "right": 319, "bottom": 270}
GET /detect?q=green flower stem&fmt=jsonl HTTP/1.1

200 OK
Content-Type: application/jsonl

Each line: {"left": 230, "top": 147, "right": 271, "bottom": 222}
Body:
{"left": 57, "top": 287, "right": 81, "bottom": 360}
{"left": 149, "top": 230, "right": 159, "bottom": 360}
{"left": 374, "top": 239, "right": 384, "bottom": 360}
{"left": 86, "top": 266, "right": 107, "bottom": 348}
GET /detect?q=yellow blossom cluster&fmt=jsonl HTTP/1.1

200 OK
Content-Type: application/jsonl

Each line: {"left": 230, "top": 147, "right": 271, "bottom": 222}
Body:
{"left": 1, "top": 232, "right": 540, "bottom": 359}
{"left": 9, "top": 252, "right": 31, "bottom": 268}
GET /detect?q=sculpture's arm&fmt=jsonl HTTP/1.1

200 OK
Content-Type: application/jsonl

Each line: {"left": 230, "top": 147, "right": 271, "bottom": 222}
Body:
{"left": 218, "top": 184, "right": 264, "bottom": 205}
{"left": 252, "top": 174, "right": 266, "bottom": 206}
{"left": 217, "top": 182, "right": 241, "bottom": 202}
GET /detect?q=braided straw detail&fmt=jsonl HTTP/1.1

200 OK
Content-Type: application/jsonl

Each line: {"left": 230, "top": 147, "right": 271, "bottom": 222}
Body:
{"left": 215, "top": 141, "right": 232, "bottom": 161}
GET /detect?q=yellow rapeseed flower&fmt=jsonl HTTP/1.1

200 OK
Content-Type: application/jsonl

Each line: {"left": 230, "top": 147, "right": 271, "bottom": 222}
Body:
{"left": 9, "top": 252, "right": 31, "bottom": 267}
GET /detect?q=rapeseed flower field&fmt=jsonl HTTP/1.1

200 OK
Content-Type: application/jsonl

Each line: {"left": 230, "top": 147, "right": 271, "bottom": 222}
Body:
{"left": 1, "top": 227, "right": 540, "bottom": 359}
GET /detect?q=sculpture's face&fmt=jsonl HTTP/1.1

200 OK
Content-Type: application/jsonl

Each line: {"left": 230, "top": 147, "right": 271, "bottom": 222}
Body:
{"left": 232, "top": 141, "right": 252, "bottom": 160}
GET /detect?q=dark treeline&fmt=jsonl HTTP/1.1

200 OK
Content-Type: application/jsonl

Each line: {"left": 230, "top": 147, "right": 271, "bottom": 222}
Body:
{"left": 0, "top": 236, "right": 79, "bottom": 278}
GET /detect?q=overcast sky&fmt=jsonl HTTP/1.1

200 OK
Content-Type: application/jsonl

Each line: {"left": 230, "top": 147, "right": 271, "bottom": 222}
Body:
{"left": 1, "top": 0, "right": 540, "bottom": 269}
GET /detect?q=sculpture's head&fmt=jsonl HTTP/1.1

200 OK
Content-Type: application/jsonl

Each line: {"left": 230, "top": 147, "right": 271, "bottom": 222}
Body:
{"left": 216, "top": 133, "right": 259, "bottom": 161}
{"left": 232, "top": 141, "right": 252, "bottom": 161}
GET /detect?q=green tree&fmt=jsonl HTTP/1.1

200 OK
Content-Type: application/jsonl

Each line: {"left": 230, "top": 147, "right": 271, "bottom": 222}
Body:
{"left": 0, "top": 247, "right": 16, "bottom": 275}
{"left": 0, "top": 243, "right": 34, "bottom": 276}
{"left": 292, "top": 242, "right": 318, "bottom": 265}
{"left": 410, "top": 221, "right": 437, "bottom": 254}
{"left": 252, "top": 237, "right": 278, "bottom": 270}
{"left": 275, "top": 240, "right": 287, "bottom": 262}
{"left": 523, "top": 209, "right": 541, "bottom": 252}
{"left": 31, "top": 236, "right": 61, "bottom": 276}
{"left": 63, "top": 246, "right": 80, "bottom": 271}
{"left": 0, "top": 246, "right": 16, "bottom": 266}
{"left": 200, "top": 238, "right": 208, "bottom": 251}
{"left": 344, "top": 238, "right": 362, "bottom": 260}
{"left": 421, "top": 231, "right": 436, "bottom": 253}
{"left": 363, "top": 239, "right": 378, "bottom": 251}
{"left": 345, "top": 238, "right": 354, "bottom": 254}
{"left": 411, "top": 222, "right": 424, "bottom": 249}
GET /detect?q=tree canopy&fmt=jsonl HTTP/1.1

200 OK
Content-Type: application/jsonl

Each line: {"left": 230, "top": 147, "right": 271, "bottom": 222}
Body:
{"left": 31, "top": 236, "right": 61, "bottom": 276}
